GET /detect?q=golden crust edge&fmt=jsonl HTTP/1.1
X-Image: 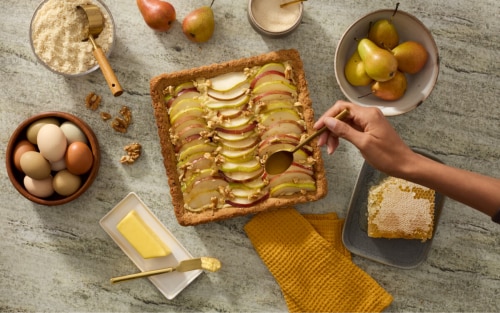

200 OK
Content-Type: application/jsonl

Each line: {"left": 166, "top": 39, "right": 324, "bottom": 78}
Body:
{"left": 150, "top": 49, "right": 327, "bottom": 226}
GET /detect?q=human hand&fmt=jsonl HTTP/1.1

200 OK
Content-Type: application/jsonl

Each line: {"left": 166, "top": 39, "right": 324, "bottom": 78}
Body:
{"left": 314, "top": 100, "right": 416, "bottom": 177}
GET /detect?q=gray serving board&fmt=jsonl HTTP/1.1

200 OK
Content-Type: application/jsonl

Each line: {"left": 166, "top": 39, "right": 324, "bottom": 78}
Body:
{"left": 342, "top": 150, "right": 446, "bottom": 269}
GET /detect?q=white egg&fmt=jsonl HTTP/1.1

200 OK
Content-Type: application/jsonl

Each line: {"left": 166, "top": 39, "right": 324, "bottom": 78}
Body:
{"left": 60, "top": 121, "right": 88, "bottom": 144}
{"left": 24, "top": 175, "right": 54, "bottom": 198}
{"left": 37, "top": 124, "right": 67, "bottom": 162}
{"left": 50, "top": 158, "right": 66, "bottom": 171}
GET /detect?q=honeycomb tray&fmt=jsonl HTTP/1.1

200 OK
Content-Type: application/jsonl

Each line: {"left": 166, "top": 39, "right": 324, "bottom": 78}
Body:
{"left": 149, "top": 49, "right": 327, "bottom": 226}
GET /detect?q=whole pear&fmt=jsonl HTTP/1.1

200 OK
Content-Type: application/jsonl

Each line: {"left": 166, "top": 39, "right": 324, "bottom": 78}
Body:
{"left": 344, "top": 50, "right": 373, "bottom": 86}
{"left": 371, "top": 71, "right": 407, "bottom": 101}
{"left": 357, "top": 38, "right": 398, "bottom": 82}
{"left": 182, "top": 1, "right": 215, "bottom": 43}
{"left": 392, "top": 41, "right": 429, "bottom": 74}
{"left": 368, "top": 19, "right": 399, "bottom": 49}
{"left": 136, "top": 0, "right": 176, "bottom": 32}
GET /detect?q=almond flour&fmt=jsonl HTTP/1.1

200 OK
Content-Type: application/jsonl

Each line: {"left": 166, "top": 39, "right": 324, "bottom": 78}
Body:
{"left": 31, "top": 0, "right": 114, "bottom": 75}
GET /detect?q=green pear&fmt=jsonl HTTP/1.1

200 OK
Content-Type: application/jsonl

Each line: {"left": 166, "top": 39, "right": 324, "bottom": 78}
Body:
{"left": 357, "top": 38, "right": 398, "bottom": 82}
{"left": 344, "top": 50, "right": 373, "bottom": 86}
{"left": 371, "top": 71, "right": 407, "bottom": 101}
{"left": 392, "top": 41, "right": 429, "bottom": 74}
{"left": 368, "top": 19, "right": 399, "bottom": 49}
{"left": 182, "top": 1, "right": 215, "bottom": 43}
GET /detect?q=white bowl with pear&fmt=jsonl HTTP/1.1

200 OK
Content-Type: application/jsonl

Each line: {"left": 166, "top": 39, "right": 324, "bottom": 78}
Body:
{"left": 334, "top": 8, "right": 439, "bottom": 116}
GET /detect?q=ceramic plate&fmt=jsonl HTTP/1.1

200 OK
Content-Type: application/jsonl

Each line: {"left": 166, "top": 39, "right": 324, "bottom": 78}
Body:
{"left": 342, "top": 150, "right": 445, "bottom": 268}
{"left": 100, "top": 192, "right": 202, "bottom": 299}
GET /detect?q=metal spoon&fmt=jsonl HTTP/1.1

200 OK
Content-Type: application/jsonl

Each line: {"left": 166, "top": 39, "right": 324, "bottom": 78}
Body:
{"left": 77, "top": 4, "right": 123, "bottom": 97}
{"left": 264, "top": 109, "right": 349, "bottom": 175}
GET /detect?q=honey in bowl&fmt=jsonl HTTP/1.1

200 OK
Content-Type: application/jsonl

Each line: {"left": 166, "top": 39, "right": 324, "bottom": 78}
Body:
{"left": 248, "top": 0, "right": 304, "bottom": 37}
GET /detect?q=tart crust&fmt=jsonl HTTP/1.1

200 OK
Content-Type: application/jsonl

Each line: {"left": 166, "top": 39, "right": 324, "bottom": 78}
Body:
{"left": 150, "top": 49, "right": 327, "bottom": 226}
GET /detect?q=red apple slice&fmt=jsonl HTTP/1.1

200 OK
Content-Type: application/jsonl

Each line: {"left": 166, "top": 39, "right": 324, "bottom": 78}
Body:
{"left": 207, "top": 82, "right": 250, "bottom": 101}
{"left": 177, "top": 151, "right": 213, "bottom": 170}
{"left": 220, "top": 167, "right": 264, "bottom": 183}
{"left": 260, "top": 108, "right": 301, "bottom": 127}
{"left": 181, "top": 168, "right": 219, "bottom": 192}
{"left": 252, "top": 90, "right": 295, "bottom": 104}
{"left": 185, "top": 189, "right": 225, "bottom": 212}
{"left": 270, "top": 182, "right": 316, "bottom": 197}
{"left": 171, "top": 116, "right": 206, "bottom": 130}
{"left": 176, "top": 124, "right": 208, "bottom": 142}
{"left": 250, "top": 71, "right": 288, "bottom": 90}
{"left": 252, "top": 80, "right": 297, "bottom": 95}
{"left": 260, "top": 120, "right": 305, "bottom": 140}
{"left": 225, "top": 191, "right": 270, "bottom": 208}
{"left": 188, "top": 177, "right": 229, "bottom": 198}
{"left": 209, "top": 72, "right": 249, "bottom": 92}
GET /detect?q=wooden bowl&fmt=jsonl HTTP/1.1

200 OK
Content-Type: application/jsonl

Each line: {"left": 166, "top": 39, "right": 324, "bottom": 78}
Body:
{"left": 5, "top": 112, "right": 100, "bottom": 205}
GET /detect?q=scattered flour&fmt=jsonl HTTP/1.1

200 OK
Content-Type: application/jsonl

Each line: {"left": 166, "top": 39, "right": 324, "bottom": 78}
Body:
{"left": 31, "top": 0, "right": 114, "bottom": 75}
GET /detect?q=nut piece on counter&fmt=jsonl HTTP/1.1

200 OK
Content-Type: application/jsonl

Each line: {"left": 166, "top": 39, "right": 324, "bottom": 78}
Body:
{"left": 120, "top": 143, "right": 142, "bottom": 164}
{"left": 112, "top": 106, "right": 132, "bottom": 133}
{"left": 85, "top": 92, "right": 101, "bottom": 111}
{"left": 100, "top": 112, "right": 112, "bottom": 120}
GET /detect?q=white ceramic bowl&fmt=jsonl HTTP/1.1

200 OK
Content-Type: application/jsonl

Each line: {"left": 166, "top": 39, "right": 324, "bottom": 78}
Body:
{"left": 334, "top": 9, "right": 439, "bottom": 116}
{"left": 29, "top": 0, "right": 115, "bottom": 77}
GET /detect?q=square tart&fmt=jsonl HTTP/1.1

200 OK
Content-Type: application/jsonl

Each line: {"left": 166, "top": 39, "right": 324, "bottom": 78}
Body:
{"left": 150, "top": 49, "right": 327, "bottom": 226}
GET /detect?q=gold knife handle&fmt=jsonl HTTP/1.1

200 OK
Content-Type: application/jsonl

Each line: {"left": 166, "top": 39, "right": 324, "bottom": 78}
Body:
{"left": 110, "top": 267, "right": 175, "bottom": 283}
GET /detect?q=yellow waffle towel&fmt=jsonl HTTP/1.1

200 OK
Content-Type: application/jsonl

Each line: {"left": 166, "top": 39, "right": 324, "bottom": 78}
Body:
{"left": 244, "top": 207, "right": 393, "bottom": 313}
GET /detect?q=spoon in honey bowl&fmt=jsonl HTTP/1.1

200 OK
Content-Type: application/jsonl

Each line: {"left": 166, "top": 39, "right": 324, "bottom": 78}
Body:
{"left": 264, "top": 109, "right": 349, "bottom": 175}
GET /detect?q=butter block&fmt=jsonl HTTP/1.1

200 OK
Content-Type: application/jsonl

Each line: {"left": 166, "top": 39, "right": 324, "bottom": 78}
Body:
{"left": 117, "top": 210, "right": 171, "bottom": 259}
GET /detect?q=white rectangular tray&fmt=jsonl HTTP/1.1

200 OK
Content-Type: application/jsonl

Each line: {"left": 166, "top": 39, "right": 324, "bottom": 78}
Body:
{"left": 100, "top": 192, "right": 202, "bottom": 299}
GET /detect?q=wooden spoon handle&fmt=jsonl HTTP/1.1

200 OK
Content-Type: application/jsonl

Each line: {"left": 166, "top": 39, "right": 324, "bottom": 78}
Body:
{"left": 90, "top": 37, "right": 123, "bottom": 97}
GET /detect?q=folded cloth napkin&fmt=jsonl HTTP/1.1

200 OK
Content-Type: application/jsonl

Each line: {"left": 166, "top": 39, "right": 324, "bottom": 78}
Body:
{"left": 244, "top": 207, "right": 393, "bottom": 313}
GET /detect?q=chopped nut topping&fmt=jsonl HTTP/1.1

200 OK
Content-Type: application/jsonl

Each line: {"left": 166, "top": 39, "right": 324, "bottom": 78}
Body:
{"left": 120, "top": 143, "right": 142, "bottom": 164}
{"left": 85, "top": 92, "right": 101, "bottom": 110}
{"left": 100, "top": 112, "right": 112, "bottom": 120}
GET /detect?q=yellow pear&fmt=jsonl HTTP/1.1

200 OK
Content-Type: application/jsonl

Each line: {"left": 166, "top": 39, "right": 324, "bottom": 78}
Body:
{"left": 371, "top": 71, "right": 407, "bottom": 101}
{"left": 344, "top": 50, "right": 373, "bottom": 86}
{"left": 392, "top": 41, "right": 429, "bottom": 74}
{"left": 357, "top": 38, "right": 398, "bottom": 82}
{"left": 368, "top": 18, "right": 399, "bottom": 49}
{"left": 182, "top": 1, "right": 215, "bottom": 43}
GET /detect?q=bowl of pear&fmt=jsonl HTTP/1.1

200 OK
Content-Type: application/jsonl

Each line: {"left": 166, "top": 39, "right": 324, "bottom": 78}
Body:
{"left": 334, "top": 7, "right": 439, "bottom": 116}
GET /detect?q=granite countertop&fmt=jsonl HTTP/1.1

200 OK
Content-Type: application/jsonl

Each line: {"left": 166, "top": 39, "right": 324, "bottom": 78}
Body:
{"left": 1, "top": 0, "right": 499, "bottom": 312}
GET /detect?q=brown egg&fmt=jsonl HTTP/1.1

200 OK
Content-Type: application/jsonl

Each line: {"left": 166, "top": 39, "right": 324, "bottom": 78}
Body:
{"left": 65, "top": 142, "right": 93, "bottom": 175}
{"left": 13, "top": 140, "right": 36, "bottom": 171}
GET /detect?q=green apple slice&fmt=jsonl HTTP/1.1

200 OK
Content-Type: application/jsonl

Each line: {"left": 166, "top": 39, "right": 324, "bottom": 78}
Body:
{"left": 205, "top": 94, "right": 250, "bottom": 109}
{"left": 208, "top": 72, "right": 249, "bottom": 92}
{"left": 268, "top": 171, "right": 315, "bottom": 189}
{"left": 255, "top": 63, "right": 286, "bottom": 76}
{"left": 169, "top": 98, "right": 202, "bottom": 118}
{"left": 259, "top": 108, "right": 301, "bottom": 127}
{"left": 252, "top": 80, "right": 297, "bottom": 95}
{"left": 220, "top": 158, "right": 261, "bottom": 173}
{"left": 207, "top": 82, "right": 250, "bottom": 101}
{"left": 178, "top": 142, "right": 217, "bottom": 163}
{"left": 170, "top": 106, "right": 205, "bottom": 125}
{"left": 270, "top": 182, "right": 316, "bottom": 197}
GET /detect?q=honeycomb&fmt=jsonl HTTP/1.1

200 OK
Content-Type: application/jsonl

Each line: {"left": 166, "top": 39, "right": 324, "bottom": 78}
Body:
{"left": 367, "top": 177, "right": 435, "bottom": 242}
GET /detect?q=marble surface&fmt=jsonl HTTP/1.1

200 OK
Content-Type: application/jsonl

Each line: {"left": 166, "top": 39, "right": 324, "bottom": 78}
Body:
{"left": 1, "top": 0, "right": 499, "bottom": 312}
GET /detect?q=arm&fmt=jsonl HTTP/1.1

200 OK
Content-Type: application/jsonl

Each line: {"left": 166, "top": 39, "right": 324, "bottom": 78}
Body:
{"left": 314, "top": 100, "right": 500, "bottom": 220}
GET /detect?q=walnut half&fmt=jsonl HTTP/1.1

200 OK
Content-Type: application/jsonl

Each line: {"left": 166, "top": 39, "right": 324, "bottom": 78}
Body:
{"left": 120, "top": 143, "right": 142, "bottom": 164}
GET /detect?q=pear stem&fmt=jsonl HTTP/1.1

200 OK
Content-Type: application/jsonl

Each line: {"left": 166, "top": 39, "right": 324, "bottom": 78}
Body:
{"left": 210, "top": 0, "right": 215, "bottom": 8}
{"left": 358, "top": 92, "right": 373, "bottom": 99}
{"left": 391, "top": 3, "right": 400, "bottom": 18}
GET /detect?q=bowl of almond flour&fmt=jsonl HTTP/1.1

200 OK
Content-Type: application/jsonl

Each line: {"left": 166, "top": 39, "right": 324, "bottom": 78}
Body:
{"left": 30, "top": 0, "right": 115, "bottom": 77}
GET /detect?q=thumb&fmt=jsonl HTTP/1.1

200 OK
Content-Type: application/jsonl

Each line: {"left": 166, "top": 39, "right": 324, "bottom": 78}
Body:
{"left": 324, "top": 116, "right": 364, "bottom": 147}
